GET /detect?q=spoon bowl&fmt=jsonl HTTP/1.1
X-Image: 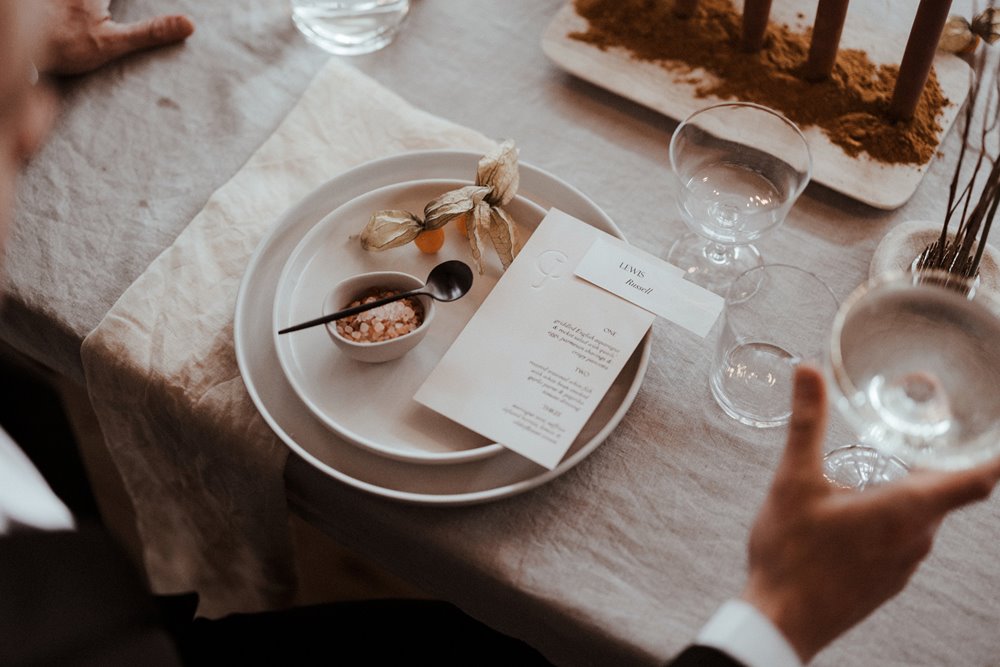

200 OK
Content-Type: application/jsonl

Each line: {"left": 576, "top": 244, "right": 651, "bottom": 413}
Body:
{"left": 423, "top": 260, "right": 475, "bottom": 302}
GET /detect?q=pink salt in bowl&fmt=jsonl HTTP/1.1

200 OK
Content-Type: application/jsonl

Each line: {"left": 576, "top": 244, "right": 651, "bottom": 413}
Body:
{"left": 323, "top": 271, "right": 436, "bottom": 363}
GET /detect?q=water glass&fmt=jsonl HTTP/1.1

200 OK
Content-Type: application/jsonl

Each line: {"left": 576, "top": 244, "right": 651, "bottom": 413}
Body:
{"left": 291, "top": 0, "right": 410, "bottom": 56}
{"left": 667, "top": 103, "right": 811, "bottom": 295}
{"left": 710, "top": 264, "right": 838, "bottom": 427}
{"left": 822, "top": 271, "right": 1000, "bottom": 488}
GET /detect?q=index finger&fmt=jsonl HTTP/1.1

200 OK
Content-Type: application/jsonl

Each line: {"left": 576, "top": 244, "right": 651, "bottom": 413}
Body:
{"left": 775, "top": 364, "right": 828, "bottom": 480}
{"left": 98, "top": 14, "right": 195, "bottom": 64}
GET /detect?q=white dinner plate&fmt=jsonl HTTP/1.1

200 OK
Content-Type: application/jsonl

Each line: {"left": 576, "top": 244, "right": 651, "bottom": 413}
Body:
{"left": 273, "top": 179, "right": 546, "bottom": 464}
{"left": 235, "top": 150, "right": 652, "bottom": 505}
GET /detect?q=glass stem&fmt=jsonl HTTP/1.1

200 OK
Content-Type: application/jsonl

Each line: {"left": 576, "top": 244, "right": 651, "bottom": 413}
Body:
{"left": 706, "top": 242, "right": 732, "bottom": 265}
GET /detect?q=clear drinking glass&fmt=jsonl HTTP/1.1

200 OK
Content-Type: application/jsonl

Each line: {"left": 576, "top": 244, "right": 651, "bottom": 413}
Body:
{"left": 711, "top": 264, "right": 839, "bottom": 427}
{"left": 667, "top": 103, "right": 812, "bottom": 295}
{"left": 822, "top": 271, "right": 1000, "bottom": 489}
{"left": 291, "top": 0, "right": 410, "bottom": 56}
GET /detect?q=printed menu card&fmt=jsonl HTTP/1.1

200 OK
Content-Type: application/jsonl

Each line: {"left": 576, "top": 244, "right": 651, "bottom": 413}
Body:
{"left": 415, "top": 209, "right": 656, "bottom": 469}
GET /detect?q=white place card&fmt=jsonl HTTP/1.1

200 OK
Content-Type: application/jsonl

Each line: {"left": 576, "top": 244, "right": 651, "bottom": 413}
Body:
{"left": 414, "top": 209, "right": 655, "bottom": 469}
{"left": 574, "top": 237, "right": 724, "bottom": 338}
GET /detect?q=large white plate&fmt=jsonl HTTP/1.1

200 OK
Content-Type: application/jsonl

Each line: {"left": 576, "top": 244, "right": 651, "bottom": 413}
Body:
{"left": 272, "top": 178, "right": 546, "bottom": 464}
{"left": 235, "top": 150, "right": 652, "bottom": 505}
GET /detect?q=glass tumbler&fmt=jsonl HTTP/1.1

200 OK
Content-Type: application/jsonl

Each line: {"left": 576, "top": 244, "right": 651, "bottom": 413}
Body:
{"left": 710, "top": 264, "right": 838, "bottom": 427}
{"left": 291, "top": 0, "right": 410, "bottom": 56}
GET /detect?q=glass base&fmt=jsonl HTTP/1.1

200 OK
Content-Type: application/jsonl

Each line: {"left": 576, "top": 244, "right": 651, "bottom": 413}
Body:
{"left": 822, "top": 445, "right": 909, "bottom": 489}
{"left": 666, "top": 232, "right": 763, "bottom": 295}
{"left": 292, "top": 7, "right": 406, "bottom": 56}
{"left": 710, "top": 347, "right": 795, "bottom": 428}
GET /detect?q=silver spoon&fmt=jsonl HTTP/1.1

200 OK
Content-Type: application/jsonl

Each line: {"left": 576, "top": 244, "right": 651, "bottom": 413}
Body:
{"left": 278, "top": 260, "right": 474, "bottom": 335}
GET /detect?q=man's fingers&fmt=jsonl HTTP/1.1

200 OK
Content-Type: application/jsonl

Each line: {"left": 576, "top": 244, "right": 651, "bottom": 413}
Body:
{"left": 777, "top": 365, "right": 828, "bottom": 479}
{"left": 908, "top": 456, "right": 1000, "bottom": 516}
{"left": 97, "top": 14, "right": 194, "bottom": 64}
{"left": 15, "top": 85, "right": 58, "bottom": 164}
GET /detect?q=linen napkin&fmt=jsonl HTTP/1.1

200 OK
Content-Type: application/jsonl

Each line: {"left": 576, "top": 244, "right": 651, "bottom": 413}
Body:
{"left": 81, "top": 59, "right": 495, "bottom": 616}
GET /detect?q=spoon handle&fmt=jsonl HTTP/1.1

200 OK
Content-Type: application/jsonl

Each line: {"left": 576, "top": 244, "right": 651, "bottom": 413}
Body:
{"left": 278, "top": 288, "right": 423, "bottom": 335}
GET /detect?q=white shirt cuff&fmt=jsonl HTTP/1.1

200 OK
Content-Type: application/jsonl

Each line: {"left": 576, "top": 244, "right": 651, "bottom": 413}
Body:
{"left": 0, "top": 427, "right": 75, "bottom": 534}
{"left": 696, "top": 599, "right": 803, "bottom": 667}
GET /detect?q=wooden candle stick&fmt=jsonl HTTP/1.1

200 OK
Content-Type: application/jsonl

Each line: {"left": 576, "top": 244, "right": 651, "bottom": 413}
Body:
{"left": 803, "top": 0, "right": 850, "bottom": 81}
{"left": 741, "top": 0, "right": 774, "bottom": 51}
{"left": 674, "top": 0, "right": 700, "bottom": 18}
{"left": 889, "top": 0, "right": 954, "bottom": 121}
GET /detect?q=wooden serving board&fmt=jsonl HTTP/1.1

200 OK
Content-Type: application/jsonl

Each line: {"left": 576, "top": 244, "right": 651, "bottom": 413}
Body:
{"left": 542, "top": 1, "right": 971, "bottom": 210}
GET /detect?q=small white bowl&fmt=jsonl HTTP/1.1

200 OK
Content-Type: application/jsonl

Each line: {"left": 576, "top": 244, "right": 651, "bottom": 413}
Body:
{"left": 323, "top": 271, "right": 435, "bottom": 363}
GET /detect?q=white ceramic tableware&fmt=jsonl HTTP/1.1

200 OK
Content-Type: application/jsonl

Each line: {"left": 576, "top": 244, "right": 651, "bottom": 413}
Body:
{"left": 323, "top": 271, "right": 435, "bottom": 363}
{"left": 272, "top": 178, "right": 544, "bottom": 466}
{"left": 237, "top": 150, "right": 652, "bottom": 504}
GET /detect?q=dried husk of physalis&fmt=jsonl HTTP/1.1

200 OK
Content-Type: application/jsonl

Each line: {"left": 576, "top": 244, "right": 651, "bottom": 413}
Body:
{"left": 488, "top": 206, "right": 517, "bottom": 269}
{"left": 941, "top": 16, "right": 980, "bottom": 53}
{"left": 465, "top": 201, "right": 519, "bottom": 273}
{"left": 941, "top": 9, "right": 1000, "bottom": 54}
{"left": 974, "top": 8, "right": 1000, "bottom": 44}
{"left": 476, "top": 139, "right": 520, "bottom": 207}
{"left": 359, "top": 140, "right": 522, "bottom": 270}
{"left": 423, "top": 185, "right": 491, "bottom": 230}
{"left": 359, "top": 210, "right": 423, "bottom": 251}
{"left": 468, "top": 201, "right": 491, "bottom": 273}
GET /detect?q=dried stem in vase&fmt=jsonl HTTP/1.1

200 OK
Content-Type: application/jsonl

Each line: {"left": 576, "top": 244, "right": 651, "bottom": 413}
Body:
{"left": 916, "top": 2, "right": 1000, "bottom": 281}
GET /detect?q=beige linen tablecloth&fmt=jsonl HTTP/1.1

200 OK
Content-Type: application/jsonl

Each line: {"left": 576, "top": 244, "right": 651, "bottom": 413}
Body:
{"left": 81, "top": 59, "right": 494, "bottom": 616}
{"left": 74, "top": 26, "right": 1000, "bottom": 666}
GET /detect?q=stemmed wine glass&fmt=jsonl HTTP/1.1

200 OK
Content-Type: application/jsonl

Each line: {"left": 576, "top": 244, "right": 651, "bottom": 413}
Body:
{"left": 822, "top": 270, "right": 1000, "bottom": 489}
{"left": 667, "top": 103, "right": 812, "bottom": 295}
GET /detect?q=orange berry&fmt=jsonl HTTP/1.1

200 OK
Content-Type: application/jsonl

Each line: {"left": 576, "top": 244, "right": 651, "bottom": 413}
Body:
{"left": 455, "top": 214, "right": 469, "bottom": 238}
{"left": 414, "top": 227, "right": 445, "bottom": 254}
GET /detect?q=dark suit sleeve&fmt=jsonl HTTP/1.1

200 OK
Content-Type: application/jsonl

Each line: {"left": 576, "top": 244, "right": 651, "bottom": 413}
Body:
{"left": 667, "top": 645, "right": 747, "bottom": 667}
{"left": 0, "top": 524, "right": 182, "bottom": 666}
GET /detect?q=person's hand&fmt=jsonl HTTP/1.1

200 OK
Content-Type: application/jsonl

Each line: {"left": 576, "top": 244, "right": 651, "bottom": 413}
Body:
{"left": 742, "top": 365, "right": 1000, "bottom": 663}
{"left": 37, "top": 0, "right": 194, "bottom": 75}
